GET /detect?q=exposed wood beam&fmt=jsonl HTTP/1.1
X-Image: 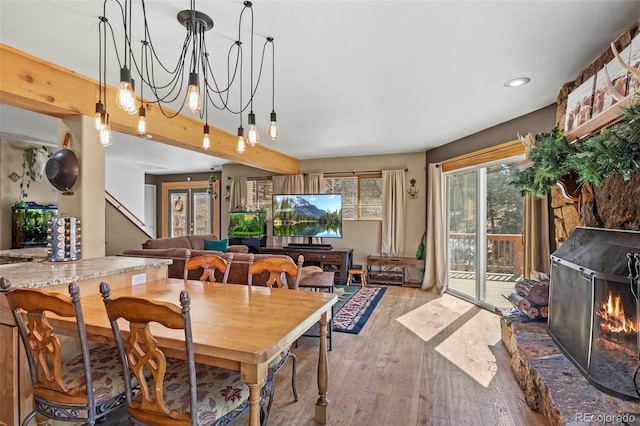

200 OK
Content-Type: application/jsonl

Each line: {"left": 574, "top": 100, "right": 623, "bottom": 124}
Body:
{"left": 0, "top": 44, "right": 299, "bottom": 175}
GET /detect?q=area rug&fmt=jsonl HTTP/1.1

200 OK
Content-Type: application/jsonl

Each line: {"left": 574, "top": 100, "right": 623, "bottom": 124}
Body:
{"left": 332, "top": 285, "right": 386, "bottom": 334}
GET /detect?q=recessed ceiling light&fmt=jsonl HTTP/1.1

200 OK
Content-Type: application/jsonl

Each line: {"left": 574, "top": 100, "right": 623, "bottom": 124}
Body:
{"left": 504, "top": 77, "right": 531, "bottom": 87}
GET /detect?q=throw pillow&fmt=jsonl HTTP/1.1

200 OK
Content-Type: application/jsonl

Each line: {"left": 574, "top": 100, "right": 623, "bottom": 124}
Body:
{"left": 204, "top": 239, "right": 228, "bottom": 253}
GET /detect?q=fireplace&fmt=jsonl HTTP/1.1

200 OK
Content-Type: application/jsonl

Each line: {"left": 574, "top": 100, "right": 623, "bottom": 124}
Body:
{"left": 549, "top": 227, "right": 640, "bottom": 401}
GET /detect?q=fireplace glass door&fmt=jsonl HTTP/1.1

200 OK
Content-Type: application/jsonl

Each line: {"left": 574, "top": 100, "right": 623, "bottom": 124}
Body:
{"left": 591, "top": 278, "right": 639, "bottom": 399}
{"left": 549, "top": 227, "right": 640, "bottom": 400}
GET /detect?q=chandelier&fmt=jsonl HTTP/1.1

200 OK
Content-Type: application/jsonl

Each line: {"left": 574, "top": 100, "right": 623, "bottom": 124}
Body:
{"left": 94, "top": 0, "right": 279, "bottom": 154}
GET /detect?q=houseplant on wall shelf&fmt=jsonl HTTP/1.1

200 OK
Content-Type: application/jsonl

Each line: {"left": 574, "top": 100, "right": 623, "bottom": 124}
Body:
{"left": 15, "top": 146, "right": 49, "bottom": 207}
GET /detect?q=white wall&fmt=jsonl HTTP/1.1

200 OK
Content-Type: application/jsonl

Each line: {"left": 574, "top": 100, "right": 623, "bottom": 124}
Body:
{"left": 105, "top": 157, "right": 146, "bottom": 223}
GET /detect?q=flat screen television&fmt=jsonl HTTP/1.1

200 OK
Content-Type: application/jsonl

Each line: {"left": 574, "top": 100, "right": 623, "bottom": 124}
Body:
{"left": 272, "top": 194, "right": 342, "bottom": 241}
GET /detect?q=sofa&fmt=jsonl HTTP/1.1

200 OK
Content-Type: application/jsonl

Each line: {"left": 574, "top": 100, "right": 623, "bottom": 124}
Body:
{"left": 121, "top": 234, "right": 298, "bottom": 285}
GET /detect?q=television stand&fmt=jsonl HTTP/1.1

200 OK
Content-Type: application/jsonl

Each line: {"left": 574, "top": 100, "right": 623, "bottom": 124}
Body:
{"left": 286, "top": 243, "right": 333, "bottom": 250}
{"left": 260, "top": 246, "right": 353, "bottom": 284}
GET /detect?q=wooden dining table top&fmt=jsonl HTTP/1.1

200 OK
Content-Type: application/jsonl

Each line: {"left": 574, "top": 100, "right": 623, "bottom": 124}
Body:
{"left": 52, "top": 278, "right": 337, "bottom": 368}
{"left": 40, "top": 278, "right": 338, "bottom": 425}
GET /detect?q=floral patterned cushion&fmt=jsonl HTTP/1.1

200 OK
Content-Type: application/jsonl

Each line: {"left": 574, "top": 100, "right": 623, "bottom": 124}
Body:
{"left": 61, "top": 345, "right": 127, "bottom": 403}
{"left": 269, "top": 349, "right": 290, "bottom": 372}
{"left": 161, "top": 361, "right": 249, "bottom": 425}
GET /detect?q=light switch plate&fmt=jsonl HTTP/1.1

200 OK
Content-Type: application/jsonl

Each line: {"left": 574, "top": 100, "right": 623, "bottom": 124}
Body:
{"left": 131, "top": 273, "right": 147, "bottom": 286}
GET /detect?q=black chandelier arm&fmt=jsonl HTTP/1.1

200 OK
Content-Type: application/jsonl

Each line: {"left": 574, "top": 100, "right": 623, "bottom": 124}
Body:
{"left": 139, "top": 35, "right": 190, "bottom": 95}
{"left": 270, "top": 37, "right": 275, "bottom": 112}
{"left": 136, "top": 0, "right": 190, "bottom": 76}
{"left": 203, "top": 37, "right": 270, "bottom": 115}
{"left": 96, "top": 0, "right": 277, "bottom": 134}
{"left": 248, "top": 38, "right": 271, "bottom": 101}
{"left": 107, "top": 0, "right": 129, "bottom": 69}
{"left": 98, "top": 17, "right": 106, "bottom": 103}
{"left": 202, "top": 40, "right": 241, "bottom": 112}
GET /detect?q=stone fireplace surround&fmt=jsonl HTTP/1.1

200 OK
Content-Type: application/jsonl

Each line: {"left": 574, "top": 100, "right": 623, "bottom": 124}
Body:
{"left": 499, "top": 310, "right": 640, "bottom": 425}
{"left": 500, "top": 18, "right": 640, "bottom": 425}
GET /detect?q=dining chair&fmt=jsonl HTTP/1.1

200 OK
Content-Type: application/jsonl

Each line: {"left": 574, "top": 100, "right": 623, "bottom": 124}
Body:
{"left": 99, "top": 282, "right": 250, "bottom": 426}
{"left": 183, "top": 251, "right": 231, "bottom": 282}
{"left": 247, "top": 255, "right": 304, "bottom": 289}
{"left": 1, "top": 280, "right": 127, "bottom": 426}
{"left": 247, "top": 255, "right": 304, "bottom": 423}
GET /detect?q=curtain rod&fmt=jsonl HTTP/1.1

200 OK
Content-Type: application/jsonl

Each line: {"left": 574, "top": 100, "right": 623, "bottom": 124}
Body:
{"left": 314, "top": 168, "right": 408, "bottom": 176}
{"left": 228, "top": 176, "right": 273, "bottom": 180}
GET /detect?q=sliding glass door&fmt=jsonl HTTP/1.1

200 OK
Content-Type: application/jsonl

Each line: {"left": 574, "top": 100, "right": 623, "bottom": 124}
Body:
{"left": 446, "top": 159, "right": 524, "bottom": 308}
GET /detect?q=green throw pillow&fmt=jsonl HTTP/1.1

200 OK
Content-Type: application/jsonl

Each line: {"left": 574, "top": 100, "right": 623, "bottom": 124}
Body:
{"left": 204, "top": 239, "right": 228, "bottom": 253}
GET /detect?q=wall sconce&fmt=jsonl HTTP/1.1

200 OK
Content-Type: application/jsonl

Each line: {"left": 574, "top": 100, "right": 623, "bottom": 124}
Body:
{"left": 224, "top": 185, "right": 231, "bottom": 201}
{"left": 408, "top": 178, "right": 419, "bottom": 199}
{"left": 206, "top": 169, "right": 218, "bottom": 199}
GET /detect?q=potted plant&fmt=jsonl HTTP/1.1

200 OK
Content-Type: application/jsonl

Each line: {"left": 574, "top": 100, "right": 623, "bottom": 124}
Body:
{"left": 15, "top": 146, "right": 49, "bottom": 207}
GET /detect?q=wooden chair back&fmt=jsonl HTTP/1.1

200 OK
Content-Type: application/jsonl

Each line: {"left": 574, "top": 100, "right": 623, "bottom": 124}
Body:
{"left": 1, "top": 280, "right": 103, "bottom": 424}
{"left": 100, "top": 282, "right": 198, "bottom": 425}
{"left": 183, "top": 253, "right": 231, "bottom": 282}
{"left": 248, "top": 255, "right": 304, "bottom": 289}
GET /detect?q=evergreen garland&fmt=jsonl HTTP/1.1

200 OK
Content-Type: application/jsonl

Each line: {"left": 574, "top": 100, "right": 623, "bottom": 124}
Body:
{"left": 513, "top": 97, "right": 640, "bottom": 197}
{"left": 511, "top": 129, "right": 576, "bottom": 198}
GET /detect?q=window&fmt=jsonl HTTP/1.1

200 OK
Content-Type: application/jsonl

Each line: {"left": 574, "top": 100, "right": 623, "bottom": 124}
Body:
{"left": 244, "top": 174, "right": 383, "bottom": 220}
{"left": 246, "top": 179, "right": 273, "bottom": 218}
{"left": 324, "top": 174, "right": 382, "bottom": 220}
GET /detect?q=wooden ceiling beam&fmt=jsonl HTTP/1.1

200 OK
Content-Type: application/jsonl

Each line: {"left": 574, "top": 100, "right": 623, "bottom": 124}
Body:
{"left": 0, "top": 44, "right": 299, "bottom": 175}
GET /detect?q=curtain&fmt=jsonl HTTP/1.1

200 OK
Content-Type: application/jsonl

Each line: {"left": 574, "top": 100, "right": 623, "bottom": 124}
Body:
{"left": 304, "top": 173, "right": 324, "bottom": 194}
{"left": 524, "top": 194, "right": 551, "bottom": 277}
{"left": 381, "top": 169, "right": 406, "bottom": 256}
{"left": 517, "top": 132, "right": 551, "bottom": 278}
{"left": 271, "top": 174, "right": 305, "bottom": 247}
{"left": 304, "top": 173, "right": 324, "bottom": 245}
{"left": 422, "top": 163, "right": 447, "bottom": 294}
{"left": 229, "top": 177, "right": 247, "bottom": 211}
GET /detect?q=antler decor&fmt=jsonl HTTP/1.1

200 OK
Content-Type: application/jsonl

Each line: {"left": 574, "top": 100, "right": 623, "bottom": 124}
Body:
{"left": 516, "top": 132, "right": 537, "bottom": 170}
{"left": 605, "top": 42, "right": 640, "bottom": 101}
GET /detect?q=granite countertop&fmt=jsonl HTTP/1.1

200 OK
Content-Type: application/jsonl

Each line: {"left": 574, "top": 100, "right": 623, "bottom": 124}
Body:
{"left": 0, "top": 256, "right": 172, "bottom": 289}
{"left": 0, "top": 247, "right": 49, "bottom": 260}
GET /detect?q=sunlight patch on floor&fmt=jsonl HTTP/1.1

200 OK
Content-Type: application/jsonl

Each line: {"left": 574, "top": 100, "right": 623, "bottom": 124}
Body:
{"left": 397, "top": 293, "right": 475, "bottom": 342}
{"left": 397, "top": 293, "right": 501, "bottom": 387}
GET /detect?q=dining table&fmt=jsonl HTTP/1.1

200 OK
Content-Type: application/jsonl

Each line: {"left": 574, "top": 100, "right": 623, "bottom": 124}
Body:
{"left": 48, "top": 278, "right": 337, "bottom": 426}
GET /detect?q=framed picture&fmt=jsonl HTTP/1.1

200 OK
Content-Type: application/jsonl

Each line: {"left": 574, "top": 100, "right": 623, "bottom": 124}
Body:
{"left": 627, "top": 33, "right": 640, "bottom": 94}
{"left": 592, "top": 43, "right": 631, "bottom": 119}
{"left": 564, "top": 75, "right": 595, "bottom": 132}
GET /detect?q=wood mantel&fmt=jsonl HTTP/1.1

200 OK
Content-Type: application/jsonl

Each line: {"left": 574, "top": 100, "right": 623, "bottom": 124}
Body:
{"left": 0, "top": 44, "right": 299, "bottom": 175}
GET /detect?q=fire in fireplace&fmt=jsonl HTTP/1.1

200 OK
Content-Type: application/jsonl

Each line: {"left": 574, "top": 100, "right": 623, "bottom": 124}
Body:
{"left": 598, "top": 290, "right": 636, "bottom": 334}
{"left": 549, "top": 227, "right": 640, "bottom": 401}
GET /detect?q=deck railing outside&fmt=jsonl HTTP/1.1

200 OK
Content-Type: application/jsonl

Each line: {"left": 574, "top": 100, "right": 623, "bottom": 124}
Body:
{"left": 449, "top": 233, "right": 523, "bottom": 275}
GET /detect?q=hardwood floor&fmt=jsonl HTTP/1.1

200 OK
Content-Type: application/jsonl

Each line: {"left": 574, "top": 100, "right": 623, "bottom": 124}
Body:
{"left": 103, "top": 285, "right": 545, "bottom": 425}
{"left": 241, "top": 285, "right": 545, "bottom": 425}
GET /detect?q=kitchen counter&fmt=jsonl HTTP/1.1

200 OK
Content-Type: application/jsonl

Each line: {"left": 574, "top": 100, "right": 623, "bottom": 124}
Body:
{"left": 0, "top": 247, "right": 49, "bottom": 260}
{"left": 0, "top": 255, "right": 172, "bottom": 425}
{"left": 0, "top": 255, "right": 172, "bottom": 290}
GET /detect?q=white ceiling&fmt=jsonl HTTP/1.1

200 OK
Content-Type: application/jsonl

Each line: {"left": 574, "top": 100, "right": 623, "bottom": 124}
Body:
{"left": 1, "top": 1, "right": 640, "bottom": 174}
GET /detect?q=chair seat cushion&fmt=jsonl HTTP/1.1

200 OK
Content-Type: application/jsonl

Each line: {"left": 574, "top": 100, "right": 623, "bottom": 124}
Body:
{"left": 268, "top": 349, "right": 291, "bottom": 372}
{"left": 162, "top": 361, "right": 249, "bottom": 425}
{"left": 61, "top": 345, "right": 127, "bottom": 403}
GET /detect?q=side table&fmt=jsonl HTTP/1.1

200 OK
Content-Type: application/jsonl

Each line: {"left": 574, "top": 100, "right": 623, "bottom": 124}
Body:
{"left": 366, "top": 255, "right": 425, "bottom": 287}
